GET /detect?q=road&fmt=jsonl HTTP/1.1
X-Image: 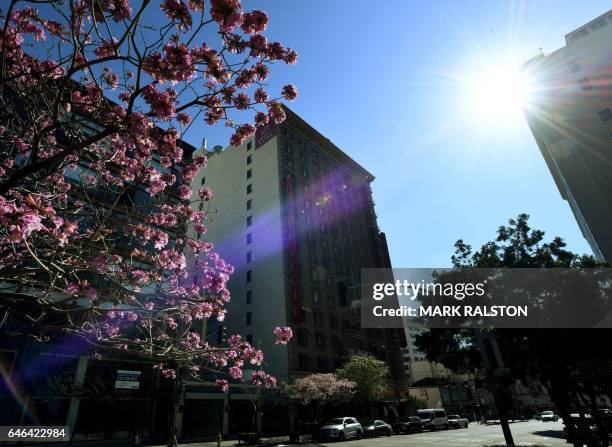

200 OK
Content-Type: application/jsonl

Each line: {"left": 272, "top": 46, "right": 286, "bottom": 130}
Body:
{"left": 319, "top": 420, "right": 568, "bottom": 447}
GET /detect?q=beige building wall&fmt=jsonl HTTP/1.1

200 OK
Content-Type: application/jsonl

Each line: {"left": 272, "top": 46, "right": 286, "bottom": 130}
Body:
{"left": 189, "top": 135, "right": 290, "bottom": 380}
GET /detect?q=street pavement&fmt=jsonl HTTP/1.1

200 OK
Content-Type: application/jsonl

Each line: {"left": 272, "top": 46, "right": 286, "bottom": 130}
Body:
{"left": 179, "top": 420, "right": 569, "bottom": 447}
{"left": 317, "top": 420, "right": 569, "bottom": 447}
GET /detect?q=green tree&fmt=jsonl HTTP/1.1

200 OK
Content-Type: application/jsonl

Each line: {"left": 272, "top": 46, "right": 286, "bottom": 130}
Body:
{"left": 416, "top": 214, "right": 612, "bottom": 447}
{"left": 336, "top": 355, "right": 389, "bottom": 416}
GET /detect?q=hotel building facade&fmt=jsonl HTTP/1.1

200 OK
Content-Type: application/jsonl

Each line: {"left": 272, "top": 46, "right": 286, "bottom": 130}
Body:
{"left": 190, "top": 106, "right": 406, "bottom": 389}
{"left": 522, "top": 9, "right": 612, "bottom": 262}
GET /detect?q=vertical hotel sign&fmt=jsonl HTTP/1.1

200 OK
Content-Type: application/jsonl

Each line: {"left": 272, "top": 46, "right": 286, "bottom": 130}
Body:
{"left": 255, "top": 121, "right": 276, "bottom": 149}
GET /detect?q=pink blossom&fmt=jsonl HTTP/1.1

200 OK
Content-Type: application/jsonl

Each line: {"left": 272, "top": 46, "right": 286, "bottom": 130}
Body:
{"left": 84, "top": 286, "right": 98, "bottom": 302}
{"left": 229, "top": 124, "right": 256, "bottom": 147}
{"left": 274, "top": 326, "right": 293, "bottom": 344}
{"left": 281, "top": 84, "right": 298, "bottom": 101}
{"left": 162, "top": 368, "right": 177, "bottom": 379}
{"left": 142, "top": 85, "right": 176, "bottom": 120}
{"left": 267, "top": 101, "right": 286, "bottom": 124}
{"left": 210, "top": 0, "right": 243, "bottom": 32}
{"left": 229, "top": 366, "right": 242, "bottom": 379}
{"left": 253, "top": 88, "right": 268, "bottom": 103}
{"left": 198, "top": 186, "right": 213, "bottom": 201}
{"left": 178, "top": 185, "right": 192, "bottom": 201}
{"left": 216, "top": 379, "right": 229, "bottom": 391}
{"left": 241, "top": 10, "right": 268, "bottom": 34}
{"left": 177, "top": 112, "right": 191, "bottom": 124}
{"left": 254, "top": 111, "right": 269, "bottom": 127}
{"left": 161, "top": 0, "right": 192, "bottom": 31}
{"left": 66, "top": 283, "right": 80, "bottom": 295}
{"left": 154, "top": 231, "right": 169, "bottom": 250}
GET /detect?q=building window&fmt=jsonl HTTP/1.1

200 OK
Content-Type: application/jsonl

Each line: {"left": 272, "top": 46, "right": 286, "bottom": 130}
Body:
{"left": 247, "top": 199, "right": 252, "bottom": 210}
{"left": 299, "top": 354, "right": 310, "bottom": 371}
{"left": 246, "top": 232, "right": 252, "bottom": 244}
{"left": 246, "top": 250, "right": 253, "bottom": 263}
{"left": 246, "top": 290, "right": 252, "bottom": 304}
{"left": 332, "top": 337, "right": 342, "bottom": 354}
{"left": 246, "top": 334, "right": 253, "bottom": 344}
{"left": 314, "top": 311, "right": 323, "bottom": 326}
{"left": 598, "top": 108, "right": 612, "bottom": 122}
{"left": 246, "top": 312, "right": 252, "bottom": 325}
{"left": 247, "top": 154, "right": 252, "bottom": 165}
{"left": 247, "top": 215, "right": 252, "bottom": 227}
{"left": 329, "top": 315, "right": 338, "bottom": 329}
{"left": 313, "top": 290, "right": 320, "bottom": 305}
{"left": 247, "top": 141, "right": 252, "bottom": 151}
{"left": 328, "top": 294, "right": 336, "bottom": 307}
{"left": 298, "top": 330, "right": 309, "bottom": 347}
{"left": 325, "top": 273, "right": 333, "bottom": 288}
{"left": 315, "top": 332, "right": 325, "bottom": 350}
{"left": 247, "top": 183, "right": 252, "bottom": 194}
{"left": 311, "top": 268, "right": 318, "bottom": 282}
{"left": 247, "top": 270, "right": 252, "bottom": 282}
{"left": 247, "top": 169, "right": 252, "bottom": 179}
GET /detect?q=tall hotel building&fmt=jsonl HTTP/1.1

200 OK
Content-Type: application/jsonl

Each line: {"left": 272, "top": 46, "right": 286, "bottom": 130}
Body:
{"left": 522, "top": 9, "right": 612, "bottom": 262}
{"left": 191, "top": 106, "right": 405, "bottom": 389}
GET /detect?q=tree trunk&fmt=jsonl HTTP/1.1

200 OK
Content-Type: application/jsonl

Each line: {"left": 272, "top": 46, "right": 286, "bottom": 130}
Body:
{"left": 167, "top": 370, "right": 182, "bottom": 447}
{"left": 546, "top": 379, "right": 581, "bottom": 447}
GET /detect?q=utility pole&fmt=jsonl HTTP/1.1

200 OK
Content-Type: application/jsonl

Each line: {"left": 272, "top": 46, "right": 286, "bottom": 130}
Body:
{"left": 474, "top": 329, "right": 515, "bottom": 447}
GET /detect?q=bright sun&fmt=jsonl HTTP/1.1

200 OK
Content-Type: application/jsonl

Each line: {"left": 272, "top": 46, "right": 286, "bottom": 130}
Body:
{"left": 465, "top": 63, "right": 531, "bottom": 128}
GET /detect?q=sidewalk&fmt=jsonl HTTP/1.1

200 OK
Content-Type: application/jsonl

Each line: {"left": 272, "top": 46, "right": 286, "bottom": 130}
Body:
{"left": 153, "top": 435, "right": 323, "bottom": 447}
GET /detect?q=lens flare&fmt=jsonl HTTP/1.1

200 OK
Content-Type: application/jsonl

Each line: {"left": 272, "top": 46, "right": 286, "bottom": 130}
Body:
{"left": 466, "top": 63, "right": 532, "bottom": 126}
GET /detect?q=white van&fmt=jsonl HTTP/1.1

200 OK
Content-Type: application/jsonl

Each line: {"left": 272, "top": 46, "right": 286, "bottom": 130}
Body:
{"left": 416, "top": 408, "right": 449, "bottom": 430}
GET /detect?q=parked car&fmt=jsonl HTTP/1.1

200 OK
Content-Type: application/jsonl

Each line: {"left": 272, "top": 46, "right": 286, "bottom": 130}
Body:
{"left": 541, "top": 411, "right": 559, "bottom": 422}
{"left": 361, "top": 419, "right": 393, "bottom": 437}
{"left": 564, "top": 413, "right": 596, "bottom": 444}
{"left": 319, "top": 417, "right": 362, "bottom": 441}
{"left": 533, "top": 412, "right": 542, "bottom": 420}
{"left": 417, "top": 408, "right": 449, "bottom": 430}
{"left": 447, "top": 414, "right": 469, "bottom": 428}
{"left": 393, "top": 416, "right": 424, "bottom": 434}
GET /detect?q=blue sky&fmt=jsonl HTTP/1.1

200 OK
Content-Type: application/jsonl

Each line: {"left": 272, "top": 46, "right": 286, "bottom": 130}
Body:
{"left": 187, "top": 1, "right": 609, "bottom": 267}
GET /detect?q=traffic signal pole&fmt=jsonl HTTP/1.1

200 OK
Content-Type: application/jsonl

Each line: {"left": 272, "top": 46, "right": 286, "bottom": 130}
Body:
{"left": 474, "top": 329, "right": 515, "bottom": 447}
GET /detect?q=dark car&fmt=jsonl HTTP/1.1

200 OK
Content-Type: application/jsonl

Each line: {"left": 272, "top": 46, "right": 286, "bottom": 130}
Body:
{"left": 361, "top": 420, "right": 393, "bottom": 437}
{"left": 393, "top": 416, "right": 424, "bottom": 434}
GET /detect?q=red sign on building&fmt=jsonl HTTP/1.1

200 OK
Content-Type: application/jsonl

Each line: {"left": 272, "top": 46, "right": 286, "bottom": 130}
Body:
{"left": 255, "top": 121, "right": 276, "bottom": 149}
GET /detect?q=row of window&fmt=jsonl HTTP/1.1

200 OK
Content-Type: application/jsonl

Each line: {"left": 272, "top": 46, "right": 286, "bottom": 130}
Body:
{"left": 298, "top": 354, "right": 344, "bottom": 372}
{"left": 245, "top": 139, "right": 254, "bottom": 336}
{"left": 296, "top": 330, "right": 342, "bottom": 352}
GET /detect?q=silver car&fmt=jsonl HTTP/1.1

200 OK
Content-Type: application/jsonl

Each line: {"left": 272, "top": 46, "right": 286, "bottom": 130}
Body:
{"left": 319, "top": 417, "right": 363, "bottom": 441}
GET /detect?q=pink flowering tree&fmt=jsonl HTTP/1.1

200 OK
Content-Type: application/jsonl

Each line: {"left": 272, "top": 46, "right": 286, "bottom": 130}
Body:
{"left": 284, "top": 373, "right": 356, "bottom": 430}
{"left": 287, "top": 373, "right": 356, "bottom": 405}
{"left": 0, "top": 0, "right": 295, "bottom": 440}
